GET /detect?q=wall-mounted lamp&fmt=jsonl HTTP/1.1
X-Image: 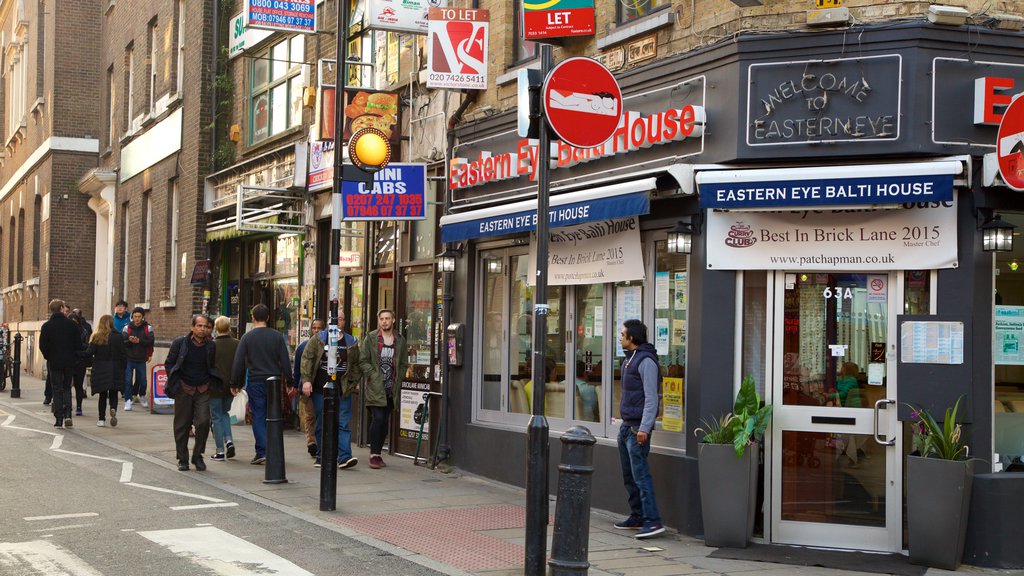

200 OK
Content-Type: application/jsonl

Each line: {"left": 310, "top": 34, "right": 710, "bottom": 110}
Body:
{"left": 668, "top": 221, "right": 696, "bottom": 255}
{"left": 437, "top": 244, "right": 463, "bottom": 273}
{"left": 982, "top": 213, "right": 1016, "bottom": 253}
{"left": 927, "top": 4, "right": 969, "bottom": 26}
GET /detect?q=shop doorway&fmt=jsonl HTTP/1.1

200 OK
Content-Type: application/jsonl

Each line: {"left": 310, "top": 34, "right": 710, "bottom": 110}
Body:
{"left": 769, "top": 272, "right": 901, "bottom": 552}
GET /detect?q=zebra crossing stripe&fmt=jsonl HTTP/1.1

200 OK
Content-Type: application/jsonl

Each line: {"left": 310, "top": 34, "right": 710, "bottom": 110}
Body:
{"left": 138, "top": 526, "right": 315, "bottom": 575}
{"left": 0, "top": 540, "right": 103, "bottom": 576}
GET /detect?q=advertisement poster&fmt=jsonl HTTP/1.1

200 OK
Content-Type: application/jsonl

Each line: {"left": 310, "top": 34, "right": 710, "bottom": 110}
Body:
{"left": 340, "top": 163, "right": 427, "bottom": 221}
{"left": 615, "top": 284, "right": 642, "bottom": 356}
{"left": 655, "top": 317, "right": 670, "bottom": 356}
{"left": 706, "top": 200, "right": 958, "bottom": 271}
{"left": 399, "top": 381, "right": 432, "bottom": 440}
{"left": 245, "top": 0, "right": 316, "bottom": 34}
{"left": 674, "top": 272, "right": 687, "bottom": 309}
{"left": 995, "top": 305, "right": 1024, "bottom": 365}
{"left": 151, "top": 364, "right": 174, "bottom": 412}
{"left": 661, "top": 377, "right": 684, "bottom": 432}
{"left": 307, "top": 138, "right": 334, "bottom": 191}
{"left": 655, "top": 271, "right": 669, "bottom": 310}
{"left": 318, "top": 87, "right": 402, "bottom": 157}
{"left": 426, "top": 8, "right": 488, "bottom": 90}
{"left": 528, "top": 217, "right": 645, "bottom": 286}
{"left": 367, "top": 0, "right": 445, "bottom": 34}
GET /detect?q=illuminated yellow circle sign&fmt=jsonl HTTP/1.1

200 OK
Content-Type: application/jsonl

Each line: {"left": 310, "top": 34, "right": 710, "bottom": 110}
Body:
{"left": 349, "top": 127, "right": 391, "bottom": 172}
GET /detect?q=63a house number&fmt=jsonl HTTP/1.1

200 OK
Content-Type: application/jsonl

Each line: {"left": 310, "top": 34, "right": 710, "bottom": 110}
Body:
{"left": 822, "top": 287, "right": 854, "bottom": 300}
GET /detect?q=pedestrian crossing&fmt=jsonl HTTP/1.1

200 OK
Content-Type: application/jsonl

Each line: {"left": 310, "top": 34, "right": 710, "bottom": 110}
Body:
{"left": 0, "top": 527, "right": 313, "bottom": 575}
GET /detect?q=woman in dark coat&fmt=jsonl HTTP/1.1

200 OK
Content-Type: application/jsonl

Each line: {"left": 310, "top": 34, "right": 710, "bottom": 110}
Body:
{"left": 82, "top": 315, "right": 126, "bottom": 427}
{"left": 69, "top": 312, "right": 92, "bottom": 417}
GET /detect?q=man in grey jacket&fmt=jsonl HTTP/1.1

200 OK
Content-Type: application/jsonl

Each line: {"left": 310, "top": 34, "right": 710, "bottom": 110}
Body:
{"left": 231, "top": 304, "right": 292, "bottom": 465}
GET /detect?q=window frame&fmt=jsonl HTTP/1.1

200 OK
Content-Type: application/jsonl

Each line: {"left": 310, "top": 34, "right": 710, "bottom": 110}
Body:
{"left": 148, "top": 18, "right": 158, "bottom": 114}
{"left": 512, "top": 0, "right": 537, "bottom": 65}
{"left": 616, "top": 0, "right": 671, "bottom": 25}
{"left": 248, "top": 35, "right": 305, "bottom": 146}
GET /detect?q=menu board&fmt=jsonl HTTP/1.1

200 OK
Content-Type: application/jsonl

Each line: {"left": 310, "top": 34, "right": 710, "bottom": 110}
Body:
{"left": 900, "top": 321, "right": 964, "bottom": 365}
{"left": 995, "top": 306, "right": 1024, "bottom": 365}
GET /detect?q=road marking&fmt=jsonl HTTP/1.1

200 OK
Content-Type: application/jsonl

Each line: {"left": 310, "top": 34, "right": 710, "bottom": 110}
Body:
{"left": 170, "top": 502, "right": 240, "bottom": 511}
{"left": 24, "top": 513, "right": 99, "bottom": 522}
{"left": 0, "top": 539, "right": 104, "bottom": 575}
{"left": 138, "top": 526, "right": 315, "bottom": 575}
{"left": 124, "top": 482, "right": 225, "bottom": 502}
{"left": 29, "top": 524, "right": 95, "bottom": 533}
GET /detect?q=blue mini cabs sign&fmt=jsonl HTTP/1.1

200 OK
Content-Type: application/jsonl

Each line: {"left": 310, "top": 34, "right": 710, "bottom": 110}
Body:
{"left": 341, "top": 163, "right": 427, "bottom": 221}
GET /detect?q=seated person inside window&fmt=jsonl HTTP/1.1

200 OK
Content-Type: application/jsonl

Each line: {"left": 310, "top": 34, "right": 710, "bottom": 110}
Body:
{"left": 524, "top": 356, "right": 556, "bottom": 413}
{"left": 576, "top": 359, "right": 599, "bottom": 422}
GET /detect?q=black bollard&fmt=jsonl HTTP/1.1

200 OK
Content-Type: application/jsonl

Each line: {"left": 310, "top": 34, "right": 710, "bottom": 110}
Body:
{"left": 320, "top": 380, "right": 339, "bottom": 511}
{"left": 548, "top": 426, "right": 597, "bottom": 575}
{"left": 11, "top": 332, "right": 22, "bottom": 399}
{"left": 263, "top": 376, "right": 287, "bottom": 484}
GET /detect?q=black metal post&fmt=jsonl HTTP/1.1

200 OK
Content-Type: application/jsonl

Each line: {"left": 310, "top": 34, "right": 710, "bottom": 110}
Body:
{"left": 549, "top": 426, "right": 597, "bottom": 575}
{"left": 11, "top": 332, "right": 21, "bottom": 399}
{"left": 263, "top": 376, "right": 287, "bottom": 484}
{"left": 321, "top": 0, "right": 351, "bottom": 510}
{"left": 525, "top": 42, "right": 553, "bottom": 576}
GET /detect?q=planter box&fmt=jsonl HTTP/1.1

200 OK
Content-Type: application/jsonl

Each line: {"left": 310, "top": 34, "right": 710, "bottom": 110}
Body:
{"left": 699, "top": 443, "right": 759, "bottom": 548}
{"left": 907, "top": 455, "right": 974, "bottom": 570}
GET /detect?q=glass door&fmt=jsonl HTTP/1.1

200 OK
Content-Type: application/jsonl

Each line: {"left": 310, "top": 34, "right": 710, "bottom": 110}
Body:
{"left": 771, "top": 272, "right": 901, "bottom": 552}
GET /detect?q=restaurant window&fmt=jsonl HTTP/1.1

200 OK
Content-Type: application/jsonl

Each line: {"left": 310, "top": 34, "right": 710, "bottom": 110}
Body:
{"left": 742, "top": 271, "right": 768, "bottom": 399}
{"left": 249, "top": 35, "right": 305, "bottom": 145}
{"left": 993, "top": 213, "right": 1024, "bottom": 473}
{"left": 618, "top": 0, "right": 670, "bottom": 24}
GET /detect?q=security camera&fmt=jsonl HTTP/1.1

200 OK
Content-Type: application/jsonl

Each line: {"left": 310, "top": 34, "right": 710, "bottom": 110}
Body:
{"left": 302, "top": 240, "right": 314, "bottom": 250}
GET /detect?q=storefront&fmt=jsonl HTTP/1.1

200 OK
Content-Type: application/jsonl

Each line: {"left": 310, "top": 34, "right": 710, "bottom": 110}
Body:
{"left": 442, "top": 23, "right": 1024, "bottom": 568}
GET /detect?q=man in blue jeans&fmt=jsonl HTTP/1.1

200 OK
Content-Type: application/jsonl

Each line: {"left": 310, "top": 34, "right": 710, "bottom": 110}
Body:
{"left": 613, "top": 319, "right": 665, "bottom": 539}
{"left": 300, "top": 312, "right": 361, "bottom": 468}
{"left": 231, "top": 304, "right": 292, "bottom": 465}
{"left": 123, "top": 307, "right": 154, "bottom": 411}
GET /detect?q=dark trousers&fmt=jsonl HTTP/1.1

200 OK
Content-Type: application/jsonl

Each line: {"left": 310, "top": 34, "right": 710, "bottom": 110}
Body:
{"left": 73, "top": 367, "right": 86, "bottom": 410}
{"left": 98, "top": 390, "right": 119, "bottom": 420}
{"left": 367, "top": 396, "right": 393, "bottom": 454}
{"left": 172, "top": 389, "right": 211, "bottom": 463}
{"left": 44, "top": 371, "right": 53, "bottom": 402}
{"left": 48, "top": 364, "right": 74, "bottom": 421}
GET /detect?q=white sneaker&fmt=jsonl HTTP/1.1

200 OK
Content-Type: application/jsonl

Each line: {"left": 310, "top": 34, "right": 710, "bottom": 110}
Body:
{"left": 140, "top": 396, "right": 149, "bottom": 409}
{"left": 124, "top": 399, "right": 132, "bottom": 411}
{"left": 97, "top": 420, "right": 105, "bottom": 427}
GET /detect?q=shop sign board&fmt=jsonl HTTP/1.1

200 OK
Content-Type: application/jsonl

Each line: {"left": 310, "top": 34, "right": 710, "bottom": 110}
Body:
{"left": 543, "top": 57, "right": 622, "bottom": 149}
{"left": 340, "top": 163, "right": 426, "bottom": 220}
{"left": 522, "top": 0, "right": 595, "bottom": 40}
{"left": 996, "top": 93, "right": 1024, "bottom": 191}
{"left": 307, "top": 139, "right": 334, "bottom": 191}
{"left": 151, "top": 364, "right": 174, "bottom": 412}
{"left": 426, "top": 8, "right": 488, "bottom": 90}
{"left": 367, "top": 0, "right": 445, "bottom": 34}
{"left": 698, "top": 162, "right": 959, "bottom": 210}
{"left": 932, "top": 58, "right": 1024, "bottom": 147}
{"left": 229, "top": 12, "right": 273, "bottom": 58}
{"left": 746, "top": 54, "right": 901, "bottom": 147}
{"left": 527, "top": 217, "right": 645, "bottom": 286}
{"left": 705, "top": 199, "right": 958, "bottom": 271}
{"left": 244, "top": 0, "right": 316, "bottom": 34}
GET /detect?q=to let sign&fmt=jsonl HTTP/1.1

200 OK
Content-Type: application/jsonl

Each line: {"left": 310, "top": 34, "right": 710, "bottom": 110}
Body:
{"left": 543, "top": 57, "right": 622, "bottom": 149}
{"left": 522, "top": 0, "right": 595, "bottom": 40}
{"left": 341, "top": 163, "right": 427, "bottom": 221}
{"left": 245, "top": 0, "right": 316, "bottom": 34}
{"left": 997, "top": 93, "right": 1024, "bottom": 191}
{"left": 426, "top": 8, "right": 489, "bottom": 90}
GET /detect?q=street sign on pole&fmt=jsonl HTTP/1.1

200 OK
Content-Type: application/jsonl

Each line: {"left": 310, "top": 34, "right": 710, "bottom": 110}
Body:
{"left": 996, "top": 93, "right": 1024, "bottom": 191}
{"left": 542, "top": 57, "right": 622, "bottom": 149}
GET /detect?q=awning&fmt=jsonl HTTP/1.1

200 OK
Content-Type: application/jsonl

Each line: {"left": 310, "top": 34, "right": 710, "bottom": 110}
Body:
{"left": 440, "top": 178, "right": 655, "bottom": 243}
{"left": 696, "top": 161, "right": 963, "bottom": 210}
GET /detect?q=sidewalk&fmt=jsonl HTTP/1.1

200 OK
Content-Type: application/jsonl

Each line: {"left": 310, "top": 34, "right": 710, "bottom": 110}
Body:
{"left": 1, "top": 373, "right": 1005, "bottom": 576}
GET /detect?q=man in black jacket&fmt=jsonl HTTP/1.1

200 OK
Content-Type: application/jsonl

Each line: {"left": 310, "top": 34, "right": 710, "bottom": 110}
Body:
{"left": 165, "top": 314, "right": 221, "bottom": 471}
{"left": 39, "top": 299, "right": 83, "bottom": 428}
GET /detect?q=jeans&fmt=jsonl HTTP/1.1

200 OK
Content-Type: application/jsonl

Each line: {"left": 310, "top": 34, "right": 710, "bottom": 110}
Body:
{"left": 617, "top": 423, "right": 661, "bottom": 523}
{"left": 209, "top": 396, "right": 233, "bottom": 453}
{"left": 311, "top": 391, "right": 353, "bottom": 462}
{"left": 247, "top": 379, "right": 267, "bottom": 458}
{"left": 125, "top": 360, "right": 147, "bottom": 399}
{"left": 73, "top": 367, "right": 86, "bottom": 410}
{"left": 48, "top": 364, "right": 74, "bottom": 420}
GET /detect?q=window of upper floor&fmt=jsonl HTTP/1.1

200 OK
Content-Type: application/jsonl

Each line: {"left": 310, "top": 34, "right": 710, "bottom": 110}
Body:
{"left": 249, "top": 34, "right": 305, "bottom": 146}
{"left": 617, "top": 0, "right": 671, "bottom": 24}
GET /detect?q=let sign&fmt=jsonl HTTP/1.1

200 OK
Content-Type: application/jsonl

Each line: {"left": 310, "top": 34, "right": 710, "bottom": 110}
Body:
{"left": 997, "top": 93, "right": 1024, "bottom": 191}
{"left": 522, "top": 0, "right": 595, "bottom": 40}
{"left": 543, "top": 57, "right": 622, "bottom": 149}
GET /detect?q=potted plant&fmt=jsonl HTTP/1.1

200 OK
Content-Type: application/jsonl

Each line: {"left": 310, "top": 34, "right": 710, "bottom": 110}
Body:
{"left": 905, "top": 397, "right": 974, "bottom": 570}
{"left": 696, "top": 374, "right": 772, "bottom": 548}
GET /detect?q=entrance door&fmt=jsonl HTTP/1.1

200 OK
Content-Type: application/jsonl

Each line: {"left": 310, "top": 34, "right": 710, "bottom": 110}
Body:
{"left": 771, "top": 272, "right": 900, "bottom": 552}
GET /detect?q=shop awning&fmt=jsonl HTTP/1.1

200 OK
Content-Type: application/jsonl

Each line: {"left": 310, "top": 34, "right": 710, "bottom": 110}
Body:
{"left": 439, "top": 178, "right": 656, "bottom": 243}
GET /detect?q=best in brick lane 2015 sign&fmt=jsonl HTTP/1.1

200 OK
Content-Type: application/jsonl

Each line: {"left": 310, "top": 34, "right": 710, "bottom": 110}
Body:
{"left": 245, "top": 0, "right": 316, "bottom": 34}
{"left": 341, "top": 163, "right": 427, "bottom": 221}
{"left": 997, "top": 93, "right": 1024, "bottom": 191}
{"left": 543, "top": 57, "right": 622, "bottom": 149}
{"left": 426, "top": 8, "right": 488, "bottom": 91}
{"left": 522, "top": 0, "right": 595, "bottom": 40}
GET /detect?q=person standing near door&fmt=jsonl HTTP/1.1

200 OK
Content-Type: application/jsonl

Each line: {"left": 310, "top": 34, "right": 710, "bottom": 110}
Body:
{"left": 613, "top": 319, "right": 665, "bottom": 539}
{"left": 360, "top": 309, "right": 407, "bottom": 469}
{"left": 39, "top": 299, "right": 84, "bottom": 428}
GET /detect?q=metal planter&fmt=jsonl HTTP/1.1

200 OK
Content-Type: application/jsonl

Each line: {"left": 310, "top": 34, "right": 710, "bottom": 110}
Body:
{"left": 907, "top": 455, "right": 974, "bottom": 570}
{"left": 699, "top": 443, "right": 759, "bottom": 548}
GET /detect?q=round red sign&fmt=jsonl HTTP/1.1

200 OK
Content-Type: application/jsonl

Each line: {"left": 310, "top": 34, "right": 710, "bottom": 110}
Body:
{"left": 542, "top": 57, "right": 622, "bottom": 149}
{"left": 997, "top": 93, "right": 1024, "bottom": 192}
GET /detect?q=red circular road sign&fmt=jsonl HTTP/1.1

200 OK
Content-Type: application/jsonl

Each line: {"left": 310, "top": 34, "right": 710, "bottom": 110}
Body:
{"left": 997, "top": 93, "right": 1024, "bottom": 192}
{"left": 543, "top": 57, "right": 622, "bottom": 149}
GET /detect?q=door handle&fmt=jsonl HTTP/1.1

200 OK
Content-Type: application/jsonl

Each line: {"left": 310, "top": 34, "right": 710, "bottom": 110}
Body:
{"left": 873, "top": 398, "right": 896, "bottom": 446}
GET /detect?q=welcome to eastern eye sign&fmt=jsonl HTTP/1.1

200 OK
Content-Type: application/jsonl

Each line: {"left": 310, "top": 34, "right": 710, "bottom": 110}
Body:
{"left": 698, "top": 162, "right": 959, "bottom": 210}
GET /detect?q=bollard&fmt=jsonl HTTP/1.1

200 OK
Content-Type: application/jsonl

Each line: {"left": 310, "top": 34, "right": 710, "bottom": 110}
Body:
{"left": 548, "top": 426, "right": 597, "bottom": 575}
{"left": 263, "top": 376, "right": 287, "bottom": 484}
{"left": 320, "top": 381, "right": 339, "bottom": 511}
{"left": 11, "top": 332, "right": 22, "bottom": 399}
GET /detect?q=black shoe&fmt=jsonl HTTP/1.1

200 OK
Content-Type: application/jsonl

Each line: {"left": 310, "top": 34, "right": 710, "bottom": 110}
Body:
{"left": 226, "top": 441, "right": 235, "bottom": 459}
{"left": 191, "top": 455, "right": 206, "bottom": 471}
{"left": 43, "top": 399, "right": 51, "bottom": 406}
{"left": 307, "top": 443, "right": 318, "bottom": 458}
{"left": 53, "top": 418, "right": 63, "bottom": 428}
{"left": 178, "top": 461, "right": 190, "bottom": 471}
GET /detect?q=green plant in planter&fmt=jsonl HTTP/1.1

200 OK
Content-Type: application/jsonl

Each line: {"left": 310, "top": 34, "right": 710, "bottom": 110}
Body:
{"left": 695, "top": 374, "right": 772, "bottom": 457}
{"left": 907, "top": 396, "right": 969, "bottom": 460}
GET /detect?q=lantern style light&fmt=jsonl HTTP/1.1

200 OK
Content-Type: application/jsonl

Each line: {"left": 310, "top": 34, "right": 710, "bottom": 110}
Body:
{"left": 668, "top": 221, "right": 694, "bottom": 255}
{"left": 437, "top": 247, "right": 460, "bottom": 273}
{"left": 982, "top": 214, "right": 1016, "bottom": 253}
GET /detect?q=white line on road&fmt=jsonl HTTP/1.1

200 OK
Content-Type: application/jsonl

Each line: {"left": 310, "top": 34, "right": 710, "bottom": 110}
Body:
{"left": 24, "top": 513, "right": 99, "bottom": 522}
{"left": 0, "top": 540, "right": 104, "bottom": 575}
{"left": 28, "top": 523, "right": 96, "bottom": 533}
{"left": 124, "top": 482, "right": 225, "bottom": 502}
{"left": 170, "top": 502, "right": 240, "bottom": 511}
{"left": 138, "top": 526, "right": 315, "bottom": 575}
